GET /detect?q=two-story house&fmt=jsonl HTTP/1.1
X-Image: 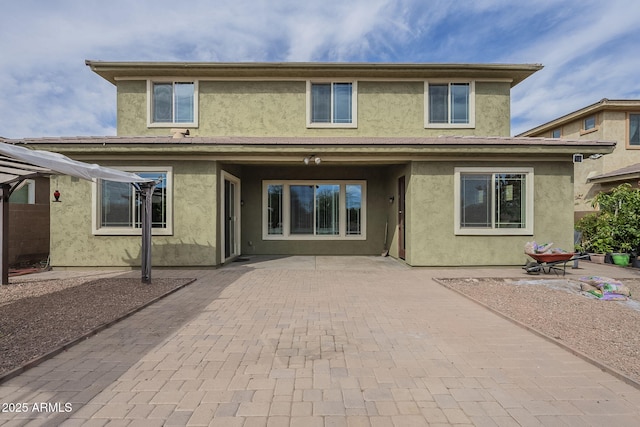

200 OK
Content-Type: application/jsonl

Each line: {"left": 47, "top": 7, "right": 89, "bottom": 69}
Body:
{"left": 518, "top": 98, "right": 640, "bottom": 221}
{"left": 9, "top": 62, "right": 615, "bottom": 268}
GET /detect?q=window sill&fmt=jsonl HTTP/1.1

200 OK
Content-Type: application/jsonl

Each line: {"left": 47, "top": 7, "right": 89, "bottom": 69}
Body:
{"left": 93, "top": 228, "right": 173, "bottom": 236}
{"left": 148, "top": 123, "right": 197, "bottom": 128}
{"left": 454, "top": 228, "right": 533, "bottom": 236}
{"left": 263, "top": 235, "right": 366, "bottom": 241}
{"left": 579, "top": 127, "right": 598, "bottom": 136}
{"left": 306, "top": 123, "right": 358, "bottom": 129}
{"left": 425, "top": 123, "right": 475, "bottom": 129}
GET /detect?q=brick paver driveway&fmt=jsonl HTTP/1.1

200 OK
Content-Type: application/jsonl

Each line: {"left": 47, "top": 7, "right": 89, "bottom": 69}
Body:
{"left": 2, "top": 256, "right": 640, "bottom": 426}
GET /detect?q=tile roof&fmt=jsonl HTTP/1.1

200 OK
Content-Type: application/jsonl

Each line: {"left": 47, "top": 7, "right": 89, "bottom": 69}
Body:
{"left": 587, "top": 163, "right": 640, "bottom": 183}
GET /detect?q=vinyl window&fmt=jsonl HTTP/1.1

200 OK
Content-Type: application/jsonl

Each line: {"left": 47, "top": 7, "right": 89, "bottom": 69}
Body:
{"left": 455, "top": 168, "right": 533, "bottom": 235}
{"left": 93, "top": 167, "right": 173, "bottom": 235}
{"left": 307, "top": 81, "right": 357, "bottom": 127}
{"left": 426, "top": 81, "right": 475, "bottom": 128}
{"left": 148, "top": 81, "right": 197, "bottom": 127}
{"left": 264, "top": 181, "right": 365, "bottom": 240}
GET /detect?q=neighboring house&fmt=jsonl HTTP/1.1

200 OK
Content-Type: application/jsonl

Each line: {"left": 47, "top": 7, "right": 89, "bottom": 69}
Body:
{"left": 517, "top": 99, "right": 640, "bottom": 221}
{"left": 7, "top": 62, "right": 614, "bottom": 268}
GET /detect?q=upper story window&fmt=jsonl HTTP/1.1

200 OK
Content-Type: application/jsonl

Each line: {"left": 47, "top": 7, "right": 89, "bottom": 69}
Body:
{"left": 425, "top": 81, "right": 475, "bottom": 128}
{"left": 454, "top": 167, "right": 534, "bottom": 235}
{"left": 629, "top": 113, "right": 640, "bottom": 147}
{"left": 307, "top": 81, "right": 357, "bottom": 128}
{"left": 551, "top": 128, "right": 561, "bottom": 138}
{"left": 581, "top": 115, "right": 597, "bottom": 134}
{"left": 148, "top": 81, "right": 198, "bottom": 127}
{"left": 93, "top": 167, "right": 173, "bottom": 236}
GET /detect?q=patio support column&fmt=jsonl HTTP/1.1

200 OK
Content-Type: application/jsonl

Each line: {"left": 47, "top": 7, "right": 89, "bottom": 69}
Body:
{"left": 139, "top": 182, "right": 156, "bottom": 284}
{"left": 1, "top": 183, "right": 10, "bottom": 285}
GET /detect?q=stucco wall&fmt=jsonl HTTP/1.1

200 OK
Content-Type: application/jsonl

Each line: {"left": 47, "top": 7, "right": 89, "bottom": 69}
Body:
{"left": 406, "top": 161, "right": 575, "bottom": 266}
{"left": 116, "top": 80, "right": 511, "bottom": 137}
{"left": 50, "top": 160, "right": 218, "bottom": 268}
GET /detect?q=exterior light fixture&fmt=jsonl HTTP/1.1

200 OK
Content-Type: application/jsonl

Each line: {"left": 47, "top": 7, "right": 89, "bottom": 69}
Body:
{"left": 53, "top": 189, "right": 61, "bottom": 202}
{"left": 389, "top": 196, "right": 394, "bottom": 204}
{"left": 303, "top": 155, "right": 321, "bottom": 165}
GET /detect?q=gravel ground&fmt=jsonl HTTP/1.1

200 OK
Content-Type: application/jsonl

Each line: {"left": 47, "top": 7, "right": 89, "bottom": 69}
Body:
{"left": 438, "top": 276, "right": 640, "bottom": 385}
{"left": 0, "top": 273, "right": 194, "bottom": 378}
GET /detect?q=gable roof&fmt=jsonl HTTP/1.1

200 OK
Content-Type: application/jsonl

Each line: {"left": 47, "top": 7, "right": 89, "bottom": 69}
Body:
{"left": 85, "top": 61, "right": 543, "bottom": 88}
{"left": 517, "top": 98, "right": 640, "bottom": 137}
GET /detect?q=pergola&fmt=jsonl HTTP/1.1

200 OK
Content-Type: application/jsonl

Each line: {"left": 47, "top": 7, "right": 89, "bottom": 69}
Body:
{"left": 0, "top": 142, "right": 156, "bottom": 285}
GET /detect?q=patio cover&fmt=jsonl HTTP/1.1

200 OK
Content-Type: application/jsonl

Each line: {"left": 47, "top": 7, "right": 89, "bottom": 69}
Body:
{"left": 0, "top": 142, "right": 155, "bottom": 285}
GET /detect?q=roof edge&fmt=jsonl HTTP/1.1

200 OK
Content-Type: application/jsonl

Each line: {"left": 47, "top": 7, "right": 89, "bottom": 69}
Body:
{"left": 517, "top": 98, "right": 640, "bottom": 136}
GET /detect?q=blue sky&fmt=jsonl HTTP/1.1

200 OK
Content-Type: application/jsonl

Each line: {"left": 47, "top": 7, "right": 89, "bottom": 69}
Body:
{"left": 1, "top": 0, "right": 638, "bottom": 138}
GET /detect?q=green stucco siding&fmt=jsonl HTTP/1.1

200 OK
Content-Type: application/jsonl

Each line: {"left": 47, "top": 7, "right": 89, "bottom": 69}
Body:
{"left": 405, "top": 161, "right": 574, "bottom": 266}
{"left": 116, "top": 80, "right": 511, "bottom": 137}
{"left": 50, "top": 160, "right": 218, "bottom": 268}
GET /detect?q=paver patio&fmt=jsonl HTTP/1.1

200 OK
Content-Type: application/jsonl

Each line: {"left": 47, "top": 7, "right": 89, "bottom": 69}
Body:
{"left": 1, "top": 256, "right": 640, "bottom": 426}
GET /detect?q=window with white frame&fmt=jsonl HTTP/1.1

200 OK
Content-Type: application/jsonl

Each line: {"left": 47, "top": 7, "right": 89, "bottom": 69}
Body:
{"left": 583, "top": 115, "right": 596, "bottom": 131}
{"left": 307, "top": 81, "right": 357, "bottom": 127}
{"left": 454, "top": 168, "right": 533, "bottom": 235}
{"left": 426, "top": 81, "right": 475, "bottom": 128}
{"left": 93, "top": 167, "right": 173, "bottom": 235}
{"left": 629, "top": 113, "right": 640, "bottom": 146}
{"left": 148, "top": 81, "right": 197, "bottom": 126}
{"left": 264, "top": 181, "right": 365, "bottom": 239}
{"left": 9, "top": 179, "right": 35, "bottom": 204}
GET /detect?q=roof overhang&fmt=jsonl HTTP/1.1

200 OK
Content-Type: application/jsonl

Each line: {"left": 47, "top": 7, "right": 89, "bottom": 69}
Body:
{"left": 85, "top": 60, "right": 543, "bottom": 88}
{"left": 587, "top": 163, "right": 640, "bottom": 184}
{"left": 11, "top": 135, "right": 616, "bottom": 165}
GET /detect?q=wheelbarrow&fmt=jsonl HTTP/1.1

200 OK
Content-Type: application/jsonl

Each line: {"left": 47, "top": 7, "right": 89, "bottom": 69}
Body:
{"left": 523, "top": 252, "right": 587, "bottom": 276}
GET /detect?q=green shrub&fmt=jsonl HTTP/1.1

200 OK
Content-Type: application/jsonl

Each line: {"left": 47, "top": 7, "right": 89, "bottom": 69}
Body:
{"left": 576, "top": 183, "right": 640, "bottom": 253}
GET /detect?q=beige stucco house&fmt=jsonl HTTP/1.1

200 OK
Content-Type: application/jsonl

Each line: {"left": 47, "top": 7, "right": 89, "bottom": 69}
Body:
{"left": 7, "top": 62, "right": 615, "bottom": 268}
{"left": 518, "top": 98, "right": 640, "bottom": 221}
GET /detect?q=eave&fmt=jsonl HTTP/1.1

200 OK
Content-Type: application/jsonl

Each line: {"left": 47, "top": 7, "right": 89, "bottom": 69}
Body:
{"left": 10, "top": 136, "right": 615, "bottom": 164}
{"left": 85, "top": 60, "right": 542, "bottom": 87}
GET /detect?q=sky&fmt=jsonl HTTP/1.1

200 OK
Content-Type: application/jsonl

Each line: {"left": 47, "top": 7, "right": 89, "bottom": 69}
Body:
{"left": 0, "top": 0, "right": 639, "bottom": 139}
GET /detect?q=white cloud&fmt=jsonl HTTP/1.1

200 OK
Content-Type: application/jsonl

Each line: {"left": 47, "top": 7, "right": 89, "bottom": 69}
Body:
{"left": 0, "top": 0, "right": 638, "bottom": 138}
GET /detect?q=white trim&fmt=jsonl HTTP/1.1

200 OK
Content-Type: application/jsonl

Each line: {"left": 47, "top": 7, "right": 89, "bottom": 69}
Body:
{"left": 147, "top": 80, "right": 199, "bottom": 128}
{"left": 220, "top": 171, "right": 241, "bottom": 261}
{"left": 454, "top": 167, "right": 534, "bottom": 236}
{"left": 306, "top": 80, "right": 358, "bottom": 128}
{"left": 262, "top": 180, "right": 366, "bottom": 240}
{"left": 424, "top": 80, "right": 475, "bottom": 129}
{"left": 92, "top": 166, "right": 174, "bottom": 236}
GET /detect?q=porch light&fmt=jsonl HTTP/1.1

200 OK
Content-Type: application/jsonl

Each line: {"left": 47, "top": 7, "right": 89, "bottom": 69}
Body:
{"left": 303, "top": 155, "right": 321, "bottom": 165}
{"left": 389, "top": 196, "right": 394, "bottom": 204}
{"left": 53, "top": 189, "right": 61, "bottom": 202}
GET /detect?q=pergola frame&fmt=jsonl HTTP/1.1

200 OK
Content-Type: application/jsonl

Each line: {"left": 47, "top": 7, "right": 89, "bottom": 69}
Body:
{"left": 0, "top": 143, "right": 155, "bottom": 285}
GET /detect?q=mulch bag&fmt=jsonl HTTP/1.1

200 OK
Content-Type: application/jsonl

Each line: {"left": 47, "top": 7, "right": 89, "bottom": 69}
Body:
{"left": 525, "top": 241, "right": 554, "bottom": 254}
{"left": 579, "top": 276, "right": 631, "bottom": 300}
